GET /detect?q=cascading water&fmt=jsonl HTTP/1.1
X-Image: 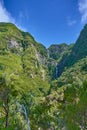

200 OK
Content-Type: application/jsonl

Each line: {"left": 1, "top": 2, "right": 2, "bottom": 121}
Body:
{"left": 56, "top": 63, "right": 59, "bottom": 79}
{"left": 17, "top": 102, "right": 31, "bottom": 130}
{"left": 47, "top": 49, "right": 50, "bottom": 59}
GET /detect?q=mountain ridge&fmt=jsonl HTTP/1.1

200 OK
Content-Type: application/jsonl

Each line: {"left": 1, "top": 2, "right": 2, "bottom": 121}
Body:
{"left": 0, "top": 22, "right": 87, "bottom": 130}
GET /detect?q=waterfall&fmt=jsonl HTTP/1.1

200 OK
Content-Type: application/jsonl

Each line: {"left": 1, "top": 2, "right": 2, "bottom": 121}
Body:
{"left": 17, "top": 102, "right": 31, "bottom": 130}
{"left": 22, "top": 105, "right": 30, "bottom": 130}
{"left": 47, "top": 50, "right": 50, "bottom": 59}
{"left": 56, "top": 63, "right": 59, "bottom": 79}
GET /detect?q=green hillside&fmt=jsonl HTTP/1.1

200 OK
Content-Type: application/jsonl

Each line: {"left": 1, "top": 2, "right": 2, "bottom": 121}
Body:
{"left": 56, "top": 24, "right": 87, "bottom": 77}
{"left": 47, "top": 43, "right": 73, "bottom": 79}
{"left": 0, "top": 22, "right": 87, "bottom": 130}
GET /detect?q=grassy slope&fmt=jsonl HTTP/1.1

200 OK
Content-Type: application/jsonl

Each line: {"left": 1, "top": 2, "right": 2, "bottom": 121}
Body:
{"left": 0, "top": 23, "right": 87, "bottom": 129}
{"left": 0, "top": 23, "right": 49, "bottom": 97}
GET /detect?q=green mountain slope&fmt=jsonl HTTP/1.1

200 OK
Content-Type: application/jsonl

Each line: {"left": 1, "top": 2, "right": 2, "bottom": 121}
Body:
{"left": 0, "top": 22, "right": 87, "bottom": 130}
{"left": 68, "top": 24, "right": 87, "bottom": 65}
{"left": 47, "top": 43, "right": 73, "bottom": 79}
{"left": 0, "top": 22, "right": 50, "bottom": 96}
{"left": 56, "top": 24, "right": 87, "bottom": 77}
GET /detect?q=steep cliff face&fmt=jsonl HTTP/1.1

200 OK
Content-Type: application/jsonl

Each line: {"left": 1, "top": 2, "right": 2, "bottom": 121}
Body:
{"left": 0, "top": 23, "right": 76, "bottom": 82}
{"left": 47, "top": 43, "right": 73, "bottom": 79}
{"left": 53, "top": 24, "right": 87, "bottom": 77}
{"left": 48, "top": 43, "right": 71, "bottom": 60}
{"left": 1, "top": 22, "right": 87, "bottom": 84}
{"left": 0, "top": 23, "right": 49, "bottom": 95}
{"left": 67, "top": 24, "right": 87, "bottom": 65}
{"left": 0, "top": 22, "right": 87, "bottom": 130}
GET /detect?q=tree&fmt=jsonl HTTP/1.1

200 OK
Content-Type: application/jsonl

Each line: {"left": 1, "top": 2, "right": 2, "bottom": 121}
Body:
{"left": 0, "top": 75, "right": 11, "bottom": 128}
{"left": 63, "top": 81, "right": 87, "bottom": 130}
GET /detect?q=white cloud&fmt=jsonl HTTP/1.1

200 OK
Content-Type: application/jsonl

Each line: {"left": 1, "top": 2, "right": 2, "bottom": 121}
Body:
{"left": 78, "top": 0, "right": 87, "bottom": 23}
{"left": 0, "top": 0, "right": 15, "bottom": 23}
{"left": 68, "top": 19, "right": 77, "bottom": 26}
{"left": 19, "top": 11, "right": 29, "bottom": 21}
{"left": 67, "top": 17, "right": 77, "bottom": 26}
{"left": 0, "top": 1, "right": 27, "bottom": 31}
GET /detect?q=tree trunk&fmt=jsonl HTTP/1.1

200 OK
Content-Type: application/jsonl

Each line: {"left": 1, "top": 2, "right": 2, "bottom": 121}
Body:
{"left": 3, "top": 99, "right": 9, "bottom": 128}
{"left": 5, "top": 109, "right": 9, "bottom": 128}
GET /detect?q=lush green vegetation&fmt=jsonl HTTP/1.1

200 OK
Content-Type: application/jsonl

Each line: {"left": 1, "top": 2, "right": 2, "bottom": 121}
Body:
{"left": 0, "top": 22, "right": 87, "bottom": 130}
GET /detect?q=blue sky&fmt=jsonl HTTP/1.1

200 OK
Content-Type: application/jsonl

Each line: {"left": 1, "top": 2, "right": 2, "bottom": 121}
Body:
{"left": 0, "top": 0, "right": 87, "bottom": 47}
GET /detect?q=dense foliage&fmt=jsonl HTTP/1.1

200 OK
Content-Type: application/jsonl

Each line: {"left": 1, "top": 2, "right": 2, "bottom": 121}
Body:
{"left": 0, "top": 22, "right": 87, "bottom": 130}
